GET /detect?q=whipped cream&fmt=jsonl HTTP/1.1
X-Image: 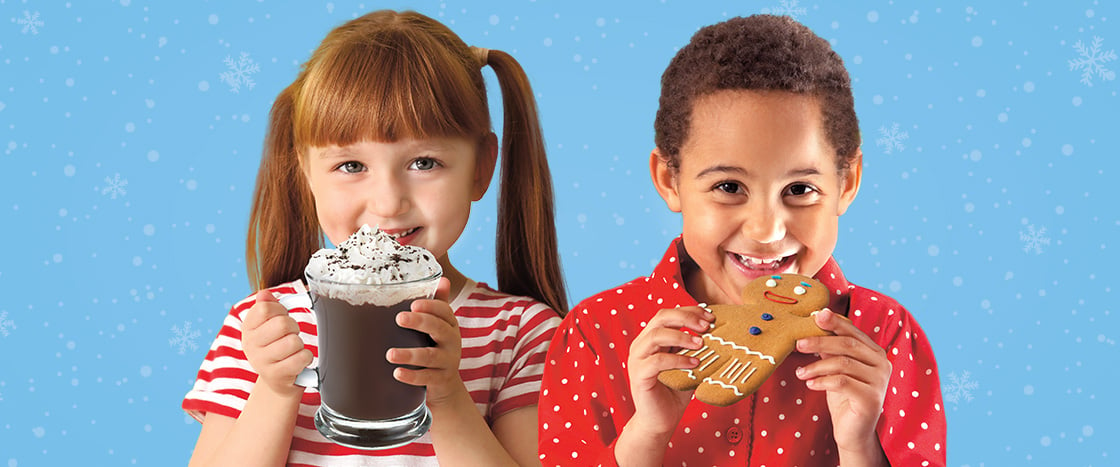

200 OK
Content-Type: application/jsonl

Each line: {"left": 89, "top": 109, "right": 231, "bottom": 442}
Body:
{"left": 304, "top": 225, "right": 441, "bottom": 305}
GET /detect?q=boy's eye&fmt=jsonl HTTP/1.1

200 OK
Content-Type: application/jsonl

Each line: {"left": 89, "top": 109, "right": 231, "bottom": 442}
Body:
{"left": 410, "top": 157, "right": 439, "bottom": 171}
{"left": 786, "top": 183, "right": 818, "bottom": 196}
{"left": 715, "top": 181, "right": 742, "bottom": 194}
{"left": 337, "top": 161, "right": 366, "bottom": 174}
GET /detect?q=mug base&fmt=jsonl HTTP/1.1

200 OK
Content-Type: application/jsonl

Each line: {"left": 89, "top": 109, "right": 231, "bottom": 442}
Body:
{"left": 314, "top": 402, "right": 432, "bottom": 450}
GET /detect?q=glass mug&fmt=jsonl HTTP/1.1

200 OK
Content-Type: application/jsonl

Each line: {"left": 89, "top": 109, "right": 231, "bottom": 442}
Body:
{"left": 295, "top": 268, "right": 440, "bottom": 450}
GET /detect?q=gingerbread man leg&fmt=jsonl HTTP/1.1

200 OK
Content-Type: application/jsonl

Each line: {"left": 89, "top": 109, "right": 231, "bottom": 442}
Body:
{"left": 694, "top": 348, "right": 779, "bottom": 406}
{"left": 663, "top": 332, "right": 734, "bottom": 390}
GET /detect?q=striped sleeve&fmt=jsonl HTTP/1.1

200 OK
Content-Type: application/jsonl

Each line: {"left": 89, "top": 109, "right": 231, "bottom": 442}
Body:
{"left": 181, "top": 282, "right": 313, "bottom": 422}
{"left": 492, "top": 298, "right": 560, "bottom": 417}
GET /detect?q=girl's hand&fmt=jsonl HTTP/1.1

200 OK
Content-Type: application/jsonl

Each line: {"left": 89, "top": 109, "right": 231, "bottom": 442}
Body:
{"left": 241, "top": 291, "right": 314, "bottom": 395}
{"left": 795, "top": 309, "right": 891, "bottom": 463}
{"left": 385, "top": 278, "right": 465, "bottom": 407}
{"left": 624, "top": 306, "right": 714, "bottom": 438}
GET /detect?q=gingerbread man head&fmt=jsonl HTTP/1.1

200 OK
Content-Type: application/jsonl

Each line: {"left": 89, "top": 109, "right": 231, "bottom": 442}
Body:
{"left": 741, "top": 274, "right": 828, "bottom": 318}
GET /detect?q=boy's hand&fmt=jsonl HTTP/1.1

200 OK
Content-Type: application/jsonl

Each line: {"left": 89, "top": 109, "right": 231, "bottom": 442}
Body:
{"left": 385, "top": 278, "right": 466, "bottom": 407}
{"left": 242, "top": 290, "right": 314, "bottom": 395}
{"left": 795, "top": 309, "right": 891, "bottom": 461}
{"left": 624, "top": 306, "right": 714, "bottom": 438}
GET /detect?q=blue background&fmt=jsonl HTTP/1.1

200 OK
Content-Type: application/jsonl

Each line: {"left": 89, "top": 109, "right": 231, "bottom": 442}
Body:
{"left": 1, "top": 0, "right": 1117, "bottom": 465}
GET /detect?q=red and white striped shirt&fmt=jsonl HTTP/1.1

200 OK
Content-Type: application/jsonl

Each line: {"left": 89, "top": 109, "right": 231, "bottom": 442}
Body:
{"left": 183, "top": 279, "right": 560, "bottom": 466}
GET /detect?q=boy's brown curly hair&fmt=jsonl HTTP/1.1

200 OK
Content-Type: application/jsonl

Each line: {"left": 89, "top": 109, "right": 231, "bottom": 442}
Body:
{"left": 654, "top": 15, "right": 860, "bottom": 171}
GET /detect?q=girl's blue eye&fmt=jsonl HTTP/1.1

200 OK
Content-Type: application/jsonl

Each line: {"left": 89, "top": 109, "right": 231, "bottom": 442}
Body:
{"left": 410, "top": 157, "right": 439, "bottom": 171}
{"left": 338, "top": 161, "right": 365, "bottom": 174}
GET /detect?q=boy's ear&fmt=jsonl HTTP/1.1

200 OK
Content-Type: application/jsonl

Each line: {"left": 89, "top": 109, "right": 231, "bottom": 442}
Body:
{"left": 836, "top": 149, "right": 863, "bottom": 216}
{"left": 650, "top": 148, "right": 682, "bottom": 213}
{"left": 471, "top": 132, "right": 499, "bottom": 201}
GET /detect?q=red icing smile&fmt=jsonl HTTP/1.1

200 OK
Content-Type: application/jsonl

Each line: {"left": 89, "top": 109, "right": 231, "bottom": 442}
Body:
{"left": 764, "top": 291, "right": 798, "bottom": 304}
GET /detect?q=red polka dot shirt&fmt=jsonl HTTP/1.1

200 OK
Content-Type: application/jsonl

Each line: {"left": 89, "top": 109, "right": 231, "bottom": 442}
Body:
{"left": 539, "top": 238, "right": 947, "bottom": 466}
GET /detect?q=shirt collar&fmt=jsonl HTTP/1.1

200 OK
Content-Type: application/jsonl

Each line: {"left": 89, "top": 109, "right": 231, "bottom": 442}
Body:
{"left": 647, "top": 237, "right": 853, "bottom": 315}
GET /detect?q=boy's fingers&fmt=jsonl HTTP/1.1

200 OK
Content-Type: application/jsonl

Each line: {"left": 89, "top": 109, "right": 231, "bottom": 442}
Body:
{"left": 648, "top": 306, "right": 715, "bottom": 335}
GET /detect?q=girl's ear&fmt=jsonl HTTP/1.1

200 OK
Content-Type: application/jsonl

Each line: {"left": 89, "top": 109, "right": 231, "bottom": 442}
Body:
{"left": 471, "top": 132, "right": 499, "bottom": 201}
{"left": 836, "top": 149, "right": 863, "bottom": 216}
{"left": 650, "top": 148, "right": 683, "bottom": 213}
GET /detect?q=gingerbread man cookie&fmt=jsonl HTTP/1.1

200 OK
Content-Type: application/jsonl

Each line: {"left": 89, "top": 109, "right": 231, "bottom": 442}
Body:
{"left": 658, "top": 273, "right": 845, "bottom": 406}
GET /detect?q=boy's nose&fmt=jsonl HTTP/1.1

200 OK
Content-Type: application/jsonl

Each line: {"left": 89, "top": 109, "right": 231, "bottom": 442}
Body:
{"left": 742, "top": 201, "right": 786, "bottom": 244}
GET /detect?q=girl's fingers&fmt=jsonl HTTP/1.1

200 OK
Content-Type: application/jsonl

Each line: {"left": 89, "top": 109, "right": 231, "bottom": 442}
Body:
{"left": 396, "top": 310, "right": 456, "bottom": 344}
{"left": 386, "top": 346, "right": 450, "bottom": 369}
{"left": 409, "top": 298, "right": 458, "bottom": 328}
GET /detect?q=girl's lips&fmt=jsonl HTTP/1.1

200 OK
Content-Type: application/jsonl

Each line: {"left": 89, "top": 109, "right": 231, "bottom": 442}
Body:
{"left": 383, "top": 227, "right": 420, "bottom": 245}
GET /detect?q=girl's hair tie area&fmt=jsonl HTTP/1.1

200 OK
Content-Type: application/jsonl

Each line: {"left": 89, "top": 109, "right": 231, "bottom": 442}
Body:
{"left": 471, "top": 46, "right": 489, "bottom": 68}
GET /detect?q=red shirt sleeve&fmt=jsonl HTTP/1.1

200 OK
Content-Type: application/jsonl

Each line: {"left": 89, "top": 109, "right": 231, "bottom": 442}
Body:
{"left": 539, "top": 295, "right": 637, "bottom": 467}
{"left": 854, "top": 290, "right": 948, "bottom": 467}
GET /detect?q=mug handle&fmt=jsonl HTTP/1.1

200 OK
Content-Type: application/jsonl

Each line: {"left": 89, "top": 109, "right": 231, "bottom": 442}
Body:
{"left": 295, "top": 367, "right": 318, "bottom": 389}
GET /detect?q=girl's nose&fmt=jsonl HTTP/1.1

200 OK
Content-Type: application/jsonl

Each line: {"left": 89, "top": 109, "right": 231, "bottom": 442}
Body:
{"left": 364, "top": 173, "right": 410, "bottom": 220}
{"left": 742, "top": 200, "right": 786, "bottom": 244}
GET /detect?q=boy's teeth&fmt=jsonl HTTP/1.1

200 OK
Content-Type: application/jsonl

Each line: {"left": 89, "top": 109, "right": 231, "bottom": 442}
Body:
{"left": 736, "top": 254, "right": 783, "bottom": 268}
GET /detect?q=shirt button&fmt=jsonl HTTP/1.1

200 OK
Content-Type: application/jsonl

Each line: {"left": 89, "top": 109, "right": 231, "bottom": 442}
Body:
{"left": 726, "top": 426, "right": 743, "bottom": 444}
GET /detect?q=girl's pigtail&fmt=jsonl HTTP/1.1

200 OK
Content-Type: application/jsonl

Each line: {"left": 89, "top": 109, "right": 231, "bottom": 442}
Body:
{"left": 246, "top": 86, "right": 321, "bottom": 291}
{"left": 485, "top": 50, "right": 569, "bottom": 315}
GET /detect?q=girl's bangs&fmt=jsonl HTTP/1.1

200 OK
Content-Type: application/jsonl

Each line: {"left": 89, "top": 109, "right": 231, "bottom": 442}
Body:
{"left": 293, "top": 34, "right": 487, "bottom": 149}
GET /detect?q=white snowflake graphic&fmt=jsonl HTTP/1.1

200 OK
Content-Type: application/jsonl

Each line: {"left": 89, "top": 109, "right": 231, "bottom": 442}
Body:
{"left": 101, "top": 173, "right": 128, "bottom": 199}
{"left": 1069, "top": 36, "right": 1117, "bottom": 87}
{"left": 0, "top": 311, "right": 14, "bottom": 337}
{"left": 942, "top": 371, "right": 979, "bottom": 404}
{"left": 169, "top": 322, "right": 201, "bottom": 355}
{"left": 874, "top": 123, "right": 909, "bottom": 155}
{"left": 219, "top": 52, "right": 260, "bottom": 93}
{"left": 1019, "top": 224, "right": 1051, "bottom": 254}
{"left": 18, "top": 10, "right": 44, "bottom": 35}
{"left": 762, "top": 0, "right": 808, "bottom": 19}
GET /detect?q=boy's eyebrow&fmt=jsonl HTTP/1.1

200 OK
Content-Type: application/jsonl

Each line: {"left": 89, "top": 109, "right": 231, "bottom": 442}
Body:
{"left": 695, "top": 165, "right": 748, "bottom": 178}
{"left": 695, "top": 166, "right": 822, "bottom": 178}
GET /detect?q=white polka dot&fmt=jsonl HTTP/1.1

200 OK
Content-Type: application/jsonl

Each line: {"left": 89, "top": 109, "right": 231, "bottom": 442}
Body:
{"left": 777, "top": 447, "right": 784, "bottom": 454}
{"left": 684, "top": 427, "right": 690, "bottom": 433}
{"left": 571, "top": 451, "right": 578, "bottom": 458}
{"left": 761, "top": 430, "right": 768, "bottom": 437}
{"left": 701, "top": 412, "right": 708, "bottom": 419}
{"left": 935, "top": 443, "right": 941, "bottom": 451}
{"left": 564, "top": 421, "right": 571, "bottom": 428}
{"left": 779, "top": 413, "right": 786, "bottom": 420}
{"left": 795, "top": 431, "right": 802, "bottom": 438}
{"left": 670, "top": 256, "right": 677, "bottom": 262}
{"left": 553, "top": 405, "right": 560, "bottom": 412}
{"left": 908, "top": 441, "right": 915, "bottom": 449}
{"left": 899, "top": 409, "right": 906, "bottom": 417}
{"left": 697, "top": 447, "right": 704, "bottom": 453}
{"left": 921, "top": 422, "right": 929, "bottom": 429}
{"left": 912, "top": 390, "right": 920, "bottom": 398}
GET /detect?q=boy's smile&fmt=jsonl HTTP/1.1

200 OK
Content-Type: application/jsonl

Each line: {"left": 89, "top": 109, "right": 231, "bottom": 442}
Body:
{"left": 652, "top": 90, "right": 862, "bottom": 305}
